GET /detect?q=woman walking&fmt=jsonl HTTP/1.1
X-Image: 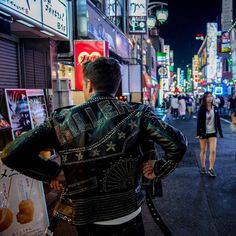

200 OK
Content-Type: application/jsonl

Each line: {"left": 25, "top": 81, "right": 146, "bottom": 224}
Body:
{"left": 197, "top": 92, "right": 223, "bottom": 177}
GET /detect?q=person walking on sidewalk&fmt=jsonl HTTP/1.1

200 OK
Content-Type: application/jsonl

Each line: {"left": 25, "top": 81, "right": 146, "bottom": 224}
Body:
{"left": 196, "top": 91, "right": 223, "bottom": 177}
{"left": 0, "top": 57, "right": 187, "bottom": 236}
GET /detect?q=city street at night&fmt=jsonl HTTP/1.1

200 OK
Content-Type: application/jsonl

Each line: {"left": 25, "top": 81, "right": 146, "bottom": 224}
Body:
{"left": 1, "top": 0, "right": 236, "bottom": 235}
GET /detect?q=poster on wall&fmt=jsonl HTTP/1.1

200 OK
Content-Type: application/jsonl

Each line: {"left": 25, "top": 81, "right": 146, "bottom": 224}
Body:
{"left": 0, "top": 165, "right": 49, "bottom": 235}
{"left": 5, "top": 89, "right": 48, "bottom": 138}
{"left": 27, "top": 89, "right": 48, "bottom": 128}
{"left": 74, "top": 40, "right": 109, "bottom": 90}
{"left": 5, "top": 89, "right": 33, "bottom": 139}
{"left": 0, "top": 89, "right": 49, "bottom": 235}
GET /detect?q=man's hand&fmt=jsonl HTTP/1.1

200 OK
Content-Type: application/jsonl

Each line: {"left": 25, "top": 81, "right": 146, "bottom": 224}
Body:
{"left": 49, "top": 171, "right": 65, "bottom": 191}
{"left": 142, "top": 160, "right": 157, "bottom": 180}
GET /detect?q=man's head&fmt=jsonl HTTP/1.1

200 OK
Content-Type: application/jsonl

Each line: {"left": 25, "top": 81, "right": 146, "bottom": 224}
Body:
{"left": 82, "top": 57, "right": 121, "bottom": 100}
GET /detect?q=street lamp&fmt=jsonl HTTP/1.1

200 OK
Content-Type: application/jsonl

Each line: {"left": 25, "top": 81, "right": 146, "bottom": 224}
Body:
{"left": 147, "top": 1, "right": 168, "bottom": 25}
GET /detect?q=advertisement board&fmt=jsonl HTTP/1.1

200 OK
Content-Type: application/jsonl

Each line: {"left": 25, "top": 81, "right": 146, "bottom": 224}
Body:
{"left": 5, "top": 89, "right": 33, "bottom": 139}
{"left": 0, "top": 89, "right": 49, "bottom": 235}
{"left": 5, "top": 89, "right": 48, "bottom": 139}
{"left": 128, "top": 0, "right": 147, "bottom": 34}
{"left": 74, "top": 40, "right": 109, "bottom": 90}
{"left": 0, "top": 0, "right": 69, "bottom": 39}
{"left": 207, "top": 23, "right": 218, "bottom": 80}
{"left": 0, "top": 167, "right": 49, "bottom": 235}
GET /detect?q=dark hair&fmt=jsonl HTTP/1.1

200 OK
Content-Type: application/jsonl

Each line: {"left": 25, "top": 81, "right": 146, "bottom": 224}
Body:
{"left": 201, "top": 91, "right": 212, "bottom": 106}
{"left": 82, "top": 57, "right": 121, "bottom": 95}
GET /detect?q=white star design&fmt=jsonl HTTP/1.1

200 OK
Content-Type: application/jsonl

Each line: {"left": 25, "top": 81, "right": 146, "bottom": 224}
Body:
{"left": 75, "top": 152, "right": 83, "bottom": 161}
{"left": 118, "top": 132, "right": 126, "bottom": 139}
{"left": 128, "top": 120, "right": 138, "bottom": 130}
{"left": 91, "top": 149, "right": 100, "bottom": 157}
{"left": 62, "top": 155, "right": 68, "bottom": 163}
{"left": 106, "top": 141, "right": 116, "bottom": 152}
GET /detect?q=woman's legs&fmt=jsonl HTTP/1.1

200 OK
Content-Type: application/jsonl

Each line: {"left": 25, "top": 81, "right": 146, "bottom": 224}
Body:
{"left": 208, "top": 137, "right": 217, "bottom": 170}
{"left": 199, "top": 139, "right": 207, "bottom": 169}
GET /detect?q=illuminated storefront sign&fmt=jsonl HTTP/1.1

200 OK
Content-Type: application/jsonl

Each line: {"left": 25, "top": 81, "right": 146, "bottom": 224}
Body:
{"left": 156, "top": 52, "right": 167, "bottom": 65}
{"left": 207, "top": 23, "right": 218, "bottom": 81}
{"left": 74, "top": 40, "right": 109, "bottom": 90}
{"left": 105, "top": 0, "right": 122, "bottom": 27}
{"left": 221, "top": 32, "right": 231, "bottom": 53}
{"left": 230, "top": 29, "right": 236, "bottom": 84}
{"left": 0, "top": 0, "right": 69, "bottom": 39}
{"left": 128, "top": 0, "right": 147, "bottom": 34}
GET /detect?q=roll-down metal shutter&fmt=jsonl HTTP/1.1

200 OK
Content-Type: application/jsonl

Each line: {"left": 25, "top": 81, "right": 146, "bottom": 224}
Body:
{"left": 24, "top": 49, "right": 48, "bottom": 89}
{"left": 0, "top": 39, "right": 19, "bottom": 88}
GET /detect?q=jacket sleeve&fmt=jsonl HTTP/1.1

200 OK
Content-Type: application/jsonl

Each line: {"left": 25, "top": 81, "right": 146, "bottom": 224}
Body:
{"left": 141, "top": 108, "right": 187, "bottom": 179}
{"left": 0, "top": 118, "right": 61, "bottom": 183}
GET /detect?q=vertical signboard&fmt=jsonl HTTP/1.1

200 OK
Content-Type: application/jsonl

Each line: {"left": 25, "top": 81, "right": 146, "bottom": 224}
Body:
{"left": 207, "top": 23, "right": 218, "bottom": 82}
{"left": 74, "top": 40, "right": 109, "bottom": 90}
{"left": 128, "top": 0, "right": 147, "bottom": 34}
{"left": 230, "top": 29, "right": 236, "bottom": 84}
{"left": 221, "top": 0, "right": 233, "bottom": 31}
{"left": 192, "top": 55, "right": 199, "bottom": 89}
{"left": 105, "top": 0, "right": 123, "bottom": 28}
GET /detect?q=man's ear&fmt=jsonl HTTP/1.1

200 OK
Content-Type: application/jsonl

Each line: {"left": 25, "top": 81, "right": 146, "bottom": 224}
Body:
{"left": 88, "top": 80, "right": 94, "bottom": 93}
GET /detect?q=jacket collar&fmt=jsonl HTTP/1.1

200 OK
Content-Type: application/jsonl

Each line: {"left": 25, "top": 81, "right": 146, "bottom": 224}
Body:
{"left": 90, "top": 92, "right": 114, "bottom": 99}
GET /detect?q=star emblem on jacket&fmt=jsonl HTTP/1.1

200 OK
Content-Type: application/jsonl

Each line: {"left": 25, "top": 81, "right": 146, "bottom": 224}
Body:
{"left": 75, "top": 152, "right": 83, "bottom": 161}
{"left": 118, "top": 132, "right": 126, "bottom": 139}
{"left": 106, "top": 141, "right": 116, "bottom": 151}
{"left": 62, "top": 155, "right": 68, "bottom": 163}
{"left": 91, "top": 149, "right": 100, "bottom": 157}
{"left": 128, "top": 120, "right": 138, "bottom": 130}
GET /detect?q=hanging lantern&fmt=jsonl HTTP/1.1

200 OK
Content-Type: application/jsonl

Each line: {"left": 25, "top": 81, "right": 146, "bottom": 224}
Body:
{"left": 156, "top": 7, "right": 168, "bottom": 24}
{"left": 147, "top": 15, "right": 157, "bottom": 29}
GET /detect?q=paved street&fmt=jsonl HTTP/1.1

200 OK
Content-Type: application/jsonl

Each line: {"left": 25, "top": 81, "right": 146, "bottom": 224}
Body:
{"left": 50, "top": 116, "right": 236, "bottom": 236}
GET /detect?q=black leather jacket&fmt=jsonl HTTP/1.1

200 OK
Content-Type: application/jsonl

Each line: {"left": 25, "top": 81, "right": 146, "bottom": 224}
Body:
{"left": 1, "top": 92, "right": 187, "bottom": 225}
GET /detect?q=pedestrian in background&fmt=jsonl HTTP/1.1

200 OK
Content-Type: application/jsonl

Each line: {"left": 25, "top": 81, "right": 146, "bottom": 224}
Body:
{"left": 0, "top": 57, "right": 187, "bottom": 236}
{"left": 171, "top": 94, "right": 179, "bottom": 120}
{"left": 196, "top": 91, "right": 223, "bottom": 177}
{"left": 185, "top": 94, "right": 194, "bottom": 119}
{"left": 178, "top": 95, "right": 186, "bottom": 119}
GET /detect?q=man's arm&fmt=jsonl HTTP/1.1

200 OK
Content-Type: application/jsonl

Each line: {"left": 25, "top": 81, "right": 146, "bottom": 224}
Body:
{"left": 141, "top": 109, "right": 187, "bottom": 179}
{"left": 0, "top": 118, "right": 61, "bottom": 183}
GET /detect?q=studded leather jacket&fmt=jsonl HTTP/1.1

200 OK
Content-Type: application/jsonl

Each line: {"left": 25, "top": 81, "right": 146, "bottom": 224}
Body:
{"left": 1, "top": 92, "right": 187, "bottom": 225}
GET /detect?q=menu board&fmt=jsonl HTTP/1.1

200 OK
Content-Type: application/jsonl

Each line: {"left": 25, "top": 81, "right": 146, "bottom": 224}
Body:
{"left": 1, "top": 89, "right": 50, "bottom": 235}
{"left": 0, "top": 165, "right": 49, "bottom": 235}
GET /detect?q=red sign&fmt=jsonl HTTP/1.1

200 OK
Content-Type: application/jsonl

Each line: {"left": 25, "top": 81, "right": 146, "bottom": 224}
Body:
{"left": 74, "top": 40, "right": 109, "bottom": 90}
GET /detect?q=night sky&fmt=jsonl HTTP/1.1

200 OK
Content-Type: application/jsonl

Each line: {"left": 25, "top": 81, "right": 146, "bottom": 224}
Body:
{"left": 155, "top": 0, "right": 222, "bottom": 69}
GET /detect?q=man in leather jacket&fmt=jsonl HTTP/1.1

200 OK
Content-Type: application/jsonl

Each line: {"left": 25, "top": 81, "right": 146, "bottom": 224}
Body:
{"left": 0, "top": 57, "right": 187, "bottom": 236}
